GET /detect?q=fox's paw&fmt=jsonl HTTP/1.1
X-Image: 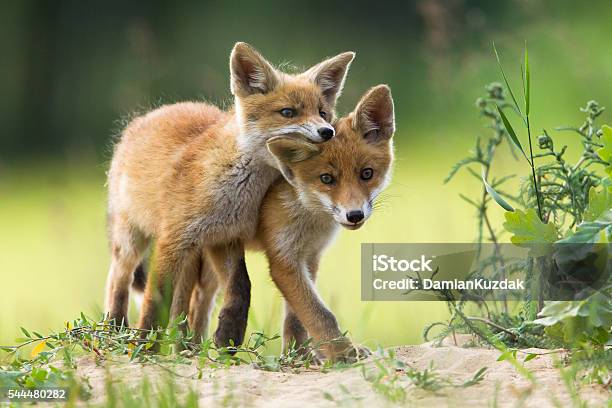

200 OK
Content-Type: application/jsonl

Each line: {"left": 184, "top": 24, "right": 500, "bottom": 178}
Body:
{"left": 322, "top": 338, "right": 371, "bottom": 364}
{"left": 335, "top": 345, "right": 371, "bottom": 364}
{"left": 298, "top": 352, "right": 323, "bottom": 367}
{"left": 284, "top": 343, "right": 322, "bottom": 366}
{"left": 346, "top": 344, "right": 371, "bottom": 362}
{"left": 213, "top": 311, "right": 247, "bottom": 353}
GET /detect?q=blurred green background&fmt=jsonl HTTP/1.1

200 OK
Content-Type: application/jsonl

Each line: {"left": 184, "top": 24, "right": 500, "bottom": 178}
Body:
{"left": 1, "top": 0, "right": 611, "bottom": 351}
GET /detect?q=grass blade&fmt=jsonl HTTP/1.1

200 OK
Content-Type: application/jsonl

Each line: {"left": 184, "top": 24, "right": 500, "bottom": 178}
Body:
{"left": 482, "top": 170, "right": 515, "bottom": 212}
{"left": 524, "top": 43, "right": 530, "bottom": 115}
{"left": 496, "top": 105, "right": 529, "bottom": 163}
{"left": 521, "top": 64, "right": 525, "bottom": 103}
{"left": 493, "top": 42, "right": 521, "bottom": 115}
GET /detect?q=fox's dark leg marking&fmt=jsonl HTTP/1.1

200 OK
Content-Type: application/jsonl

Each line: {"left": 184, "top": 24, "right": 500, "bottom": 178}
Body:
{"left": 131, "top": 262, "right": 147, "bottom": 292}
{"left": 108, "top": 289, "right": 129, "bottom": 327}
{"left": 209, "top": 244, "right": 250, "bottom": 351}
{"left": 283, "top": 306, "right": 308, "bottom": 349}
{"left": 214, "top": 256, "right": 250, "bottom": 350}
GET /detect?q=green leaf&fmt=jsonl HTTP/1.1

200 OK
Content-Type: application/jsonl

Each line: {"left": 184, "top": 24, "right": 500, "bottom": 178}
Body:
{"left": 482, "top": 171, "right": 515, "bottom": 212}
{"left": 20, "top": 328, "right": 31, "bottom": 338}
{"left": 0, "top": 370, "right": 22, "bottom": 387}
{"left": 496, "top": 351, "right": 509, "bottom": 362}
{"left": 524, "top": 43, "right": 530, "bottom": 115}
{"left": 583, "top": 184, "right": 612, "bottom": 222}
{"left": 497, "top": 105, "right": 528, "bottom": 163}
{"left": 494, "top": 345, "right": 535, "bottom": 382}
{"left": 252, "top": 333, "right": 265, "bottom": 349}
{"left": 503, "top": 209, "right": 558, "bottom": 256}
{"left": 523, "top": 353, "right": 538, "bottom": 362}
{"left": 465, "top": 367, "right": 487, "bottom": 385}
{"left": 31, "top": 367, "right": 48, "bottom": 381}
{"left": 558, "top": 209, "right": 612, "bottom": 244}
{"left": 597, "top": 125, "right": 612, "bottom": 176}
{"left": 533, "top": 291, "right": 612, "bottom": 346}
{"left": 130, "top": 344, "right": 144, "bottom": 361}
{"left": 493, "top": 42, "right": 521, "bottom": 114}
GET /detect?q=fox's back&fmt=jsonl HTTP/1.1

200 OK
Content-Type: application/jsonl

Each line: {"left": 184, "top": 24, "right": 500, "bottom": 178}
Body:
{"left": 108, "top": 101, "right": 233, "bottom": 236}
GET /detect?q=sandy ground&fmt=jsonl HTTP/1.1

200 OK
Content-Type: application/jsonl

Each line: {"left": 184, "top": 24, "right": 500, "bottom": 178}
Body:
{"left": 77, "top": 336, "right": 610, "bottom": 407}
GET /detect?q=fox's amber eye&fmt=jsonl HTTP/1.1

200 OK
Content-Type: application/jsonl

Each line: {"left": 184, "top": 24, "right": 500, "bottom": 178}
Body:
{"left": 279, "top": 108, "right": 296, "bottom": 118}
{"left": 320, "top": 173, "right": 334, "bottom": 185}
{"left": 360, "top": 168, "right": 374, "bottom": 180}
{"left": 319, "top": 110, "right": 327, "bottom": 119}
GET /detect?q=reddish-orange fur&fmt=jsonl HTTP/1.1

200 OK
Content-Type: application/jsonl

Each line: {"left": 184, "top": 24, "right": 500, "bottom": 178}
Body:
{"left": 190, "top": 85, "right": 396, "bottom": 361}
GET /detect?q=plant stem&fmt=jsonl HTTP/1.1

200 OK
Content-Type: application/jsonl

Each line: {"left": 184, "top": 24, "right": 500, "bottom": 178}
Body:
{"left": 480, "top": 163, "right": 508, "bottom": 314}
{"left": 465, "top": 316, "right": 518, "bottom": 340}
{"left": 526, "top": 115, "right": 543, "bottom": 221}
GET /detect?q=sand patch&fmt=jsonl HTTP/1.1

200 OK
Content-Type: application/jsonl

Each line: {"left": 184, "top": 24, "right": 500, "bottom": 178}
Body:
{"left": 77, "top": 338, "right": 609, "bottom": 407}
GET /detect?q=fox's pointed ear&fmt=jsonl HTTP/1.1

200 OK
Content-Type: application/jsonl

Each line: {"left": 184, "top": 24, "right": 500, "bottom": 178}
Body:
{"left": 230, "top": 42, "right": 279, "bottom": 97}
{"left": 267, "top": 136, "right": 320, "bottom": 163}
{"left": 305, "top": 51, "right": 355, "bottom": 106}
{"left": 353, "top": 84, "right": 395, "bottom": 143}
{"left": 267, "top": 136, "right": 320, "bottom": 184}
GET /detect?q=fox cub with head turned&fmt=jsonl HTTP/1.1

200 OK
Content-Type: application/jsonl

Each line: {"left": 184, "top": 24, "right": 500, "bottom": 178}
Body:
{"left": 190, "top": 85, "right": 395, "bottom": 361}
{"left": 105, "top": 42, "right": 355, "bottom": 348}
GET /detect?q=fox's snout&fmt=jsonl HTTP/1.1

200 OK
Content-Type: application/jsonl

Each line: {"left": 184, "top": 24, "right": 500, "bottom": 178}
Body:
{"left": 305, "top": 122, "right": 334, "bottom": 142}
{"left": 346, "top": 209, "right": 364, "bottom": 224}
{"left": 268, "top": 119, "right": 334, "bottom": 144}
{"left": 332, "top": 202, "right": 370, "bottom": 230}
{"left": 318, "top": 126, "right": 334, "bottom": 141}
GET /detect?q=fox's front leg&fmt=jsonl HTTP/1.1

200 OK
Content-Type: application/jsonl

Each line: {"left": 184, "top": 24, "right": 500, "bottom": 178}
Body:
{"left": 269, "top": 256, "right": 354, "bottom": 362}
{"left": 282, "top": 256, "right": 319, "bottom": 352}
{"left": 206, "top": 242, "right": 250, "bottom": 349}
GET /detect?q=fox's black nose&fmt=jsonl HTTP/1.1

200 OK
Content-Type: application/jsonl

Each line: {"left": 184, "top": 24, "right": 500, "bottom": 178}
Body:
{"left": 318, "top": 127, "right": 335, "bottom": 140}
{"left": 346, "top": 210, "right": 364, "bottom": 224}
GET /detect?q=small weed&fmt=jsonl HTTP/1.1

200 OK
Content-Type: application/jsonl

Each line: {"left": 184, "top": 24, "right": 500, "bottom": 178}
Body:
{"left": 361, "top": 348, "right": 487, "bottom": 403}
{"left": 93, "top": 374, "right": 199, "bottom": 408}
{"left": 322, "top": 383, "right": 365, "bottom": 407}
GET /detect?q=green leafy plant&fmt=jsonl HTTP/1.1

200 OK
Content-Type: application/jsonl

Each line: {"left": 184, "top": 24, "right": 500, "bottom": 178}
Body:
{"left": 440, "top": 43, "right": 611, "bottom": 388}
{"left": 533, "top": 289, "right": 612, "bottom": 346}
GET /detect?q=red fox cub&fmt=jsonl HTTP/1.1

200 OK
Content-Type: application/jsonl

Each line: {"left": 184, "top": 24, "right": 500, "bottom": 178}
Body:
{"left": 190, "top": 85, "right": 395, "bottom": 361}
{"left": 105, "top": 42, "right": 355, "bottom": 348}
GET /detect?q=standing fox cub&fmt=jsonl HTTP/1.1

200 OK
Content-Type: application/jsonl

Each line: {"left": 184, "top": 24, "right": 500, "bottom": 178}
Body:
{"left": 190, "top": 85, "right": 395, "bottom": 361}
{"left": 105, "top": 42, "right": 355, "bottom": 348}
